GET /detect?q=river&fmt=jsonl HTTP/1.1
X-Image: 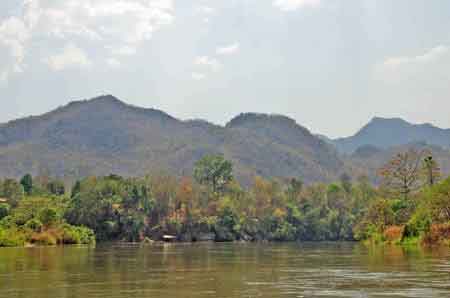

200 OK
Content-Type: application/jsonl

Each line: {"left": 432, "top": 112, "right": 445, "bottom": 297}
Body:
{"left": 0, "top": 242, "right": 449, "bottom": 297}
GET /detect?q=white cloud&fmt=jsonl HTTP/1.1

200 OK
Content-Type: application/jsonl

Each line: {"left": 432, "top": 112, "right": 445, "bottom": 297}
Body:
{"left": 191, "top": 43, "right": 241, "bottom": 80}
{"left": 106, "top": 45, "right": 137, "bottom": 56}
{"left": 191, "top": 72, "right": 206, "bottom": 80}
{"left": 44, "top": 43, "right": 92, "bottom": 71}
{"left": 0, "top": 70, "right": 10, "bottom": 83}
{"left": 375, "top": 45, "right": 450, "bottom": 83}
{"left": 195, "top": 5, "right": 216, "bottom": 23}
{"left": 196, "top": 6, "right": 215, "bottom": 15}
{"left": 194, "top": 56, "right": 222, "bottom": 72}
{"left": 273, "top": 0, "right": 320, "bottom": 11}
{"left": 0, "top": 16, "right": 32, "bottom": 81}
{"left": 0, "top": 0, "right": 174, "bottom": 81}
{"left": 381, "top": 46, "right": 449, "bottom": 69}
{"left": 106, "top": 58, "right": 121, "bottom": 68}
{"left": 0, "top": 17, "right": 30, "bottom": 62}
{"left": 34, "top": 0, "right": 174, "bottom": 47}
{"left": 216, "top": 43, "right": 240, "bottom": 56}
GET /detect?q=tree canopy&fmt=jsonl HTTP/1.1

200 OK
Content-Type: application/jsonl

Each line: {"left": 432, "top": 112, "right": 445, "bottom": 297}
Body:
{"left": 193, "top": 155, "right": 233, "bottom": 193}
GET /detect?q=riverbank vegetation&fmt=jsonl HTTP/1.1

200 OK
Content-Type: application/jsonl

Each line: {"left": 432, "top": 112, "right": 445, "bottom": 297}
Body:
{"left": 0, "top": 150, "right": 449, "bottom": 247}
{"left": 0, "top": 178, "right": 95, "bottom": 247}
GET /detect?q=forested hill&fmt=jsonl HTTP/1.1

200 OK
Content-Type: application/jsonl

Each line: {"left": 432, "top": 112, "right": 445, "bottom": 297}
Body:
{"left": 334, "top": 117, "right": 450, "bottom": 154}
{"left": 2, "top": 95, "right": 450, "bottom": 184}
{"left": 0, "top": 95, "right": 343, "bottom": 184}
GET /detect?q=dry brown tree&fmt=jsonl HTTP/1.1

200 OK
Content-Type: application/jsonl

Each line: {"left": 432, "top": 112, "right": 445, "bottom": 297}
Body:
{"left": 378, "top": 149, "right": 436, "bottom": 200}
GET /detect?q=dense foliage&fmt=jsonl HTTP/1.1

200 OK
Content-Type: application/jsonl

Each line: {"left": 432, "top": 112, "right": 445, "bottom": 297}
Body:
{"left": 1, "top": 152, "right": 449, "bottom": 247}
{"left": 0, "top": 176, "right": 95, "bottom": 247}
{"left": 356, "top": 150, "right": 450, "bottom": 245}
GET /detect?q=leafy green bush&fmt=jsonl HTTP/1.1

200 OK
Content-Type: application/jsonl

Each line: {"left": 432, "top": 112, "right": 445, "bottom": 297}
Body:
{"left": 273, "top": 221, "right": 297, "bottom": 241}
{"left": 403, "top": 208, "right": 432, "bottom": 239}
{"left": 39, "top": 207, "right": 60, "bottom": 226}
{"left": 353, "top": 221, "right": 377, "bottom": 241}
{"left": 0, "top": 216, "right": 15, "bottom": 229}
{"left": 25, "top": 218, "right": 43, "bottom": 232}
{"left": 214, "top": 199, "right": 240, "bottom": 241}
{"left": 0, "top": 228, "right": 26, "bottom": 247}
{"left": 62, "top": 224, "right": 95, "bottom": 245}
{"left": 0, "top": 203, "right": 10, "bottom": 220}
{"left": 423, "top": 177, "right": 450, "bottom": 223}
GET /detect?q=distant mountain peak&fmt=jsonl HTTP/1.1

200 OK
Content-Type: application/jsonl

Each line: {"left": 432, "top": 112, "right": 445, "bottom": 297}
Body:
{"left": 90, "top": 94, "right": 123, "bottom": 103}
{"left": 65, "top": 94, "right": 127, "bottom": 108}
{"left": 371, "top": 116, "right": 401, "bottom": 121}
{"left": 334, "top": 116, "right": 450, "bottom": 153}
{"left": 369, "top": 116, "right": 408, "bottom": 124}
{"left": 226, "top": 112, "right": 298, "bottom": 129}
{"left": 361, "top": 117, "right": 416, "bottom": 131}
{"left": 368, "top": 116, "right": 446, "bottom": 130}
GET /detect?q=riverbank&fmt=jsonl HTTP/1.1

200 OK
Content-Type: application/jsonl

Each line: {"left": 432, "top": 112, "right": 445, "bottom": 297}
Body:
{"left": 0, "top": 224, "right": 95, "bottom": 247}
{"left": 363, "top": 223, "right": 450, "bottom": 247}
{"left": 3, "top": 227, "right": 449, "bottom": 248}
{"left": 1, "top": 157, "right": 450, "bottom": 248}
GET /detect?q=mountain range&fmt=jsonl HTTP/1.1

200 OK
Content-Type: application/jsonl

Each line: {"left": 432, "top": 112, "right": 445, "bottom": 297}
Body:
{"left": 0, "top": 95, "right": 449, "bottom": 184}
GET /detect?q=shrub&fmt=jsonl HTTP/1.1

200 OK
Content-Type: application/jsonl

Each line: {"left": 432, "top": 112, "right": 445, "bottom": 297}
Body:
{"left": 273, "top": 221, "right": 297, "bottom": 241}
{"left": 0, "top": 203, "right": 10, "bottom": 220}
{"left": 403, "top": 209, "right": 432, "bottom": 239}
{"left": 25, "top": 218, "right": 43, "bottom": 232}
{"left": 390, "top": 199, "right": 413, "bottom": 224}
{"left": 383, "top": 225, "right": 404, "bottom": 243}
{"left": 422, "top": 223, "right": 450, "bottom": 245}
{"left": 365, "top": 198, "right": 395, "bottom": 231}
{"left": 353, "top": 221, "right": 382, "bottom": 243}
{"left": 39, "top": 207, "right": 60, "bottom": 227}
{"left": 0, "top": 228, "right": 26, "bottom": 247}
{"left": 0, "top": 216, "right": 15, "bottom": 229}
{"left": 62, "top": 224, "right": 95, "bottom": 245}
{"left": 62, "top": 226, "right": 81, "bottom": 244}
{"left": 424, "top": 177, "right": 450, "bottom": 223}
{"left": 31, "top": 231, "right": 58, "bottom": 245}
{"left": 240, "top": 217, "right": 260, "bottom": 239}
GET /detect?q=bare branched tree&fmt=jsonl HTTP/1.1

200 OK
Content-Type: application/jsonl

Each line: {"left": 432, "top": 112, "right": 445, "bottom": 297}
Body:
{"left": 378, "top": 149, "right": 428, "bottom": 200}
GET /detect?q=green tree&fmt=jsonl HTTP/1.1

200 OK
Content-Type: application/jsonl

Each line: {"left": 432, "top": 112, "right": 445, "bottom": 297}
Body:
{"left": 423, "top": 177, "right": 450, "bottom": 222}
{"left": 193, "top": 155, "right": 233, "bottom": 193}
{"left": 39, "top": 207, "right": 60, "bottom": 227}
{"left": 2, "top": 179, "right": 24, "bottom": 207}
{"left": 71, "top": 180, "right": 81, "bottom": 198}
{"left": 20, "top": 174, "right": 33, "bottom": 195}
{"left": 66, "top": 176, "right": 154, "bottom": 241}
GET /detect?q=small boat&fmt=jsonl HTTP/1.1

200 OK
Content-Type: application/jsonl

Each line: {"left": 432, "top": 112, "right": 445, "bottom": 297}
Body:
{"left": 162, "top": 235, "right": 177, "bottom": 242}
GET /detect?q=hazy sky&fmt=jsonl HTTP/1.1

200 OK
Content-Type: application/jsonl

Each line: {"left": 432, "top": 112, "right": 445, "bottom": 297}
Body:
{"left": 1, "top": 0, "right": 449, "bottom": 138}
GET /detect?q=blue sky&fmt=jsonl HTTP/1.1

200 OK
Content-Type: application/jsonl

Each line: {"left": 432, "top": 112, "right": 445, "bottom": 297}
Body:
{"left": 1, "top": 0, "right": 450, "bottom": 138}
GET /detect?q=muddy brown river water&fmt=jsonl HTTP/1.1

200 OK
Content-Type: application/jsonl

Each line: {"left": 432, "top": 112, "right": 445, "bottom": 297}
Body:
{"left": 1, "top": 242, "right": 449, "bottom": 298}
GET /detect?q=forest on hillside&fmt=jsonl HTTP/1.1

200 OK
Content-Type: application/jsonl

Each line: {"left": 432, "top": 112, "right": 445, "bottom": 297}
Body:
{"left": 0, "top": 149, "right": 449, "bottom": 247}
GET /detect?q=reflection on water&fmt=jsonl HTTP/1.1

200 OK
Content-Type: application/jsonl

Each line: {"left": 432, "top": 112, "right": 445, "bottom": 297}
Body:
{"left": 0, "top": 242, "right": 449, "bottom": 298}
